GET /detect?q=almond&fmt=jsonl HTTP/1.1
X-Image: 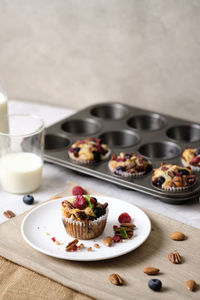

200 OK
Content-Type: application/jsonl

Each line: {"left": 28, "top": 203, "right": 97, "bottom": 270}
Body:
{"left": 143, "top": 267, "right": 160, "bottom": 275}
{"left": 170, "top": 232, "right": 185, "bottom": 241}
{"left": 185, "top": 280, "right": 196, "bottom": 291}
{"left": 104, "top": 236, "right": 113, "bottom": 247}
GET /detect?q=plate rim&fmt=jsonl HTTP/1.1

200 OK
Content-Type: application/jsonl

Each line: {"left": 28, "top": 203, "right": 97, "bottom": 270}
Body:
{"left": 21, "top": 195, "right": 151, "bottom": 261}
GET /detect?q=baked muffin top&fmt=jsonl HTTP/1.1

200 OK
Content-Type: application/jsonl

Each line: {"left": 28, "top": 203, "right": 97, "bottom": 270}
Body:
{"left": 61, "top": 195, "right": 108, "bottom": 221}
{"left": 109, "top": 152, "right": 150, "bottom": 175}
{"left": 152, "top": 163, "right": 196, "bottom": 189}
{"left": 68, "top": 137, "right": 109, "bottom": 162}
{"left": 181, "top": 147, "right": 200, "bottom": 166}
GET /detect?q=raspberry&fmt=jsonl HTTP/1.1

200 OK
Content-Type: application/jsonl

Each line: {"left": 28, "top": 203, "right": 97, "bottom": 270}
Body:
{"left": 116, "top": 158, "right": 126, "bottom": 162}
{"left": 118, "top": 213, "right": 131, "bottom": 223}
{"left": 72, "top": 185, "right": 86, "bottom": 196}
{"left": 73, "top": 195, "right": 87, "bottom": 209}
{"left": 192, "top": 156, "right": 200, "bottom": 163}
{"left": 72, "top": 245, "right": 78, "bottom": 252}
{"left": 113, "top": 236, "right": 120, "bottom": 243}
{"left": 51, "top": 237, "right": 56, "bottom": 242}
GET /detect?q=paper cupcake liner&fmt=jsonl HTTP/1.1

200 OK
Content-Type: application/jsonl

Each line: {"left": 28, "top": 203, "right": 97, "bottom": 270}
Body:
{"left": 181, "top": 158, "right": 200, "bottom": 172}
{"left": 68, "top": 148, "right": 111, "bottom": 164}
{"left": 152, "top": 181, "right": 197, "bottom": 192}
{"left": 108, "top": 161, "right": 152, "bottom": 178}
{"left": 161, "top": 185, "right": 191, "bottom": 192}
{"left": 62, "top": 210, "right": 108, "bottom": 240}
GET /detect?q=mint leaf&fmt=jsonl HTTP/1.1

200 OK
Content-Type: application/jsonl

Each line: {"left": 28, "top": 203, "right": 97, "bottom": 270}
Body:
{"left": 120, "top": 228, "right": 128, "bottom": 239}
{"left": 85, "top": 195, "right": 92, "bottom": 208}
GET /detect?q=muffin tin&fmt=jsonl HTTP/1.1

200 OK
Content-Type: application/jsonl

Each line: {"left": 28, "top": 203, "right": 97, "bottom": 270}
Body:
{"left": 44, "top": 102, "right": 200, "bottom": 204}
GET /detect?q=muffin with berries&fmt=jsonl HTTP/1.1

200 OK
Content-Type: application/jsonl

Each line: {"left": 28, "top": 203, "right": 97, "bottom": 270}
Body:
{"left": 181, "top": 147, "right": 200, "bottom": 171}
{"left": 152, "top": 162, "right": 196, "bottom": 191}
{"left": 109, "top": 152, "right": 151, "bottom": 177}
{"left": 68, "top": 137, "right": 110, "bottom": 163}
{"left": 61, "top": 195, "right": 108, "bottom": 239}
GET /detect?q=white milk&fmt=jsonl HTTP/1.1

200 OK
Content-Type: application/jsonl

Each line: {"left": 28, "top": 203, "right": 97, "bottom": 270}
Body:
{"left": 0, "top": 92, "right": 8, "bottom": 133}
{"left": 0, "top": 152, "right": 43, "bottom": 194}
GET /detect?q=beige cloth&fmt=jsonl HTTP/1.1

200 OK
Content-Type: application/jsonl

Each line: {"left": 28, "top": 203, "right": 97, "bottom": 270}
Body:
{"left": 0, "top": 257, "right": 91, "bottom": 300}
{"left": 0, "top": 181, "right": 200, "bottom": 300}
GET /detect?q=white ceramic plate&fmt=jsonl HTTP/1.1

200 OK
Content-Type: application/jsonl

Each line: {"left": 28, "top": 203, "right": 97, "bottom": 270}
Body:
{"left": 21, "top": 195, "right": 151, "bottom": 261}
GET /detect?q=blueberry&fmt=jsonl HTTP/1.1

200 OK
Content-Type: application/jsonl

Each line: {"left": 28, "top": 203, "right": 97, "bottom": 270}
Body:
{"left": 154, "top": 176, "right": 165, "bottom": 187}
{"left": 116, "top": 166, "right": 126, "bottom": 171}
{"left": 74, "top": 147, "right": 80, "bottom": 152}
{"left": 195, "top": 147, "right": 200, "bottom": 155}
{"left": 93, "top": 151, "right": 101, "bottom": 162}
{"left": 23, "top": 195, "right": 34, "bottom": 205}
{"left": 93, "top": 206, "right": 103, "bottom": 218}
{"left": 73, "top": 147, "right": 80, "bottom": 157}
{"left": 148, "top": 279, "right": 162, "bottom": 291}
{"left": 179, "top": 169, "right": 189, "bottom": 176}
{"left": 157, "top": 176, "right": 165, "bottom": 184}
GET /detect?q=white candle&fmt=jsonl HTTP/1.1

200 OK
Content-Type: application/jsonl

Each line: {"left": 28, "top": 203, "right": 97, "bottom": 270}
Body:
{"left": 0, "top": 152, "right": 43, "bottom": 194}
{"left": 0, "top": 92, "right": 8, "bottom": 133}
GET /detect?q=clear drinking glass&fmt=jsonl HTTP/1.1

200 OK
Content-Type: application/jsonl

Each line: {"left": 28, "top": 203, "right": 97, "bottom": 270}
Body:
{"left": 0, "top": 114, "right": 45, "bottom": 194}
{"left": 0, "top": 88, "right": 8, "bottom": 133}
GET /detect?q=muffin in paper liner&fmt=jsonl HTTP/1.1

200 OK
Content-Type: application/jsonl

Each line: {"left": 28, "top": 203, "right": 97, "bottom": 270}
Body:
{"left": 62, "top": 209, "right": 108, "bottom": 240}
{"left": 68, "top": 137, "right": 110, "bottom": 164}
{"left": 181, "top": 158, "right": 200, "bottom": 173}
{"left": 181, "top": 148, "right": 200, "bottom": 172}
{"left": 108, "top": 152, "right": 152, "bottom": 178}
{"left": 152, "top": 162, "right": 196, "bottom": 192}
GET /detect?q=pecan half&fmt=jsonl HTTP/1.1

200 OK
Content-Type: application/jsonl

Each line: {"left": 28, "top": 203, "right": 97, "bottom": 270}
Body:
{"left": 187, "top": 175, "right": 196, "bottom": 184}
{"left": 3, "top": 210, "right": 16, "bottom": 219}
{"left": 109, "top": 273, "right": 124, "bottom": 286}
{"left": 120, "top": 223, "right": 136, "bottom": 229}
{"left": 102, "top": 202, "right": 108, "bottom": 210}
{"left": 65, "top": 201, "right": 74, "bottom": 210}
{"left": 75, "top": 211, "right": 87, "bottom": 220}
{"left": 111, "top": 154, "right": 117, "bottom": 160}
{"left": 114, "top": 225, "right": 134, "bottom": 239}
{"left": 168, "top": 170, "right": 176, "bottom": 178}
{"left": 168, "top": 251, "right": 182, "bottom": 264}
{"left": 65, "top": 239, "right": 78, "bottom": 252}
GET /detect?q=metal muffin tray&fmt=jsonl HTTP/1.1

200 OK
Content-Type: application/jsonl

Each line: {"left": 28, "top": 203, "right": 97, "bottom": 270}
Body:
{"left": 44, "top": 102, "right": 200, "bottom": 204}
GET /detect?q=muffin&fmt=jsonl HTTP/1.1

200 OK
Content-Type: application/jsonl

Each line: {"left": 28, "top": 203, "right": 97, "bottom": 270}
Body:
{"left": 181, "top": 147, "right": 200, "bottom": 171}
{"left": 68, "top": 137, "right": 110, "bottom": 163}
{"left": 152, "top": 163, "right": 196, "bottom": 191}
{"left": 61, "top": 195, "right": 108, "bottom": 240}
{"left": 109, "top": 152, "right": 151, "bottom": 177}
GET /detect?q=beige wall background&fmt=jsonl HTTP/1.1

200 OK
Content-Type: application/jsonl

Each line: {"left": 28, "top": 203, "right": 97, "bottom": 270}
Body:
{"left": 0, "top": 0, "right": 200, "bottom": 121}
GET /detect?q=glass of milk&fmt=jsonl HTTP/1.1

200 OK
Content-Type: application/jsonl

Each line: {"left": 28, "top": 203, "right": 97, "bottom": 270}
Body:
{"left": 0, "top": 114, "right": 45, "bottom": 194}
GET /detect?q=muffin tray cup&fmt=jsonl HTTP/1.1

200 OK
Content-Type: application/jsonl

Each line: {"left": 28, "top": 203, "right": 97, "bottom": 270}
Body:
{"left": 44, "top": 102, "right": 200, "bottom": 204}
